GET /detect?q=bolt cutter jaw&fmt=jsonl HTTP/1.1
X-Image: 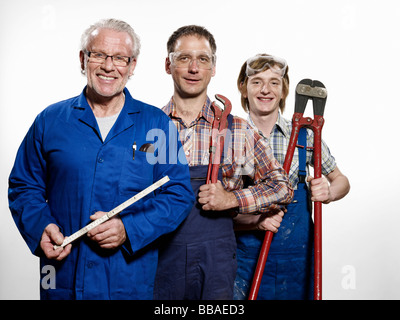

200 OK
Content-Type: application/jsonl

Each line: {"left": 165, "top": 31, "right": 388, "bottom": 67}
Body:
{"left": 295, "top": 79, "right": 327, "bottom": 116}
{"left": 293, "top": 79, "right": 327, "bottom": 134}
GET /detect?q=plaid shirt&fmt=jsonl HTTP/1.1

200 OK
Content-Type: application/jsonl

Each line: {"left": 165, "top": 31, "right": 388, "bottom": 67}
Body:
{"left": 247, "top": 112, "right": 337, "bottom": 190}
{"left": 163, "top": 97, "right": 293, "bottom": 214}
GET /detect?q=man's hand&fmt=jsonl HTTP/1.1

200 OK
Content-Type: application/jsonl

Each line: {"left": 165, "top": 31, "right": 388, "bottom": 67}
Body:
{"left": 87, "top": 212, "right": 127, "bottom": 249}
{"left": 233, "top": 210, "right": 284, "bottom": 233}
{"left": 198, "top": 181, "right": 239, "bottom": 211}
{"left": 256, "top": 210, "right": 284, "bottom": 233}
{"left": 40, "top": 223, "right": 71, "bottom": 260}
{"left": 307, "top": 167, "right": 350, "bottom": 204}
{"left": 307, "top": 175, "right": 331, "bottom": 204}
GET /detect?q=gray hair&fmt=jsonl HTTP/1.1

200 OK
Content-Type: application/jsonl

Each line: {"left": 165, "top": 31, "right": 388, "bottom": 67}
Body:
{"left": 80, "top": 18, "right": 141, "bottom": 58}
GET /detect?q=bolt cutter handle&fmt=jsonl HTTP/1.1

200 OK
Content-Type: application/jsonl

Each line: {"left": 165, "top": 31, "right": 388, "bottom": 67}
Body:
{"left": 249, "top": 79, "right": 328, "bottom": 300}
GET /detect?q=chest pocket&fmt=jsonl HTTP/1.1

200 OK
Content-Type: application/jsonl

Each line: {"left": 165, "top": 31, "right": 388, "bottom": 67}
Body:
{"left": 118, "top": 147, "right": 154, "bottom": 196}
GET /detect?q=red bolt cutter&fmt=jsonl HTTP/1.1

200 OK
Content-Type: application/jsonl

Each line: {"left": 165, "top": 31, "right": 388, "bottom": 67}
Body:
{"left": 248, "top": 79, "right": 327, "bottom": 300}
{"left": 206, "top": 94, "right": 232, "bottom": 184}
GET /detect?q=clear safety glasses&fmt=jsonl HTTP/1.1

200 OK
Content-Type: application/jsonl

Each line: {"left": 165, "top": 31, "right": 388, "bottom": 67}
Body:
{"left": 169, "top": 50, "right": 216, "bottom": 70}
{"left": 245, "top": 54, "right": 287, "bottom": 78}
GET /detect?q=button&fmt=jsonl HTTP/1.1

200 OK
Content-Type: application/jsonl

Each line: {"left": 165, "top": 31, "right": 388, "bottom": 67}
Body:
{"left": 98, "top": 157, "right": 104, "bottom": 163}
{"left": 87, "top": 261, "right": 94, "bottom": 268}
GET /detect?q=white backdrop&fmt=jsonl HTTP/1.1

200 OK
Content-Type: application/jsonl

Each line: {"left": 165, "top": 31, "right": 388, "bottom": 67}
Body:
{"left": 1, "top": 0, "right": 399, "bottom": 300}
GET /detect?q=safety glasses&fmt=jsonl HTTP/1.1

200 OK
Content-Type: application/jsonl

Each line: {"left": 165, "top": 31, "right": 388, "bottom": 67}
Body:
{"left": 246, "top": 54, "right": 287, "bottom": 78}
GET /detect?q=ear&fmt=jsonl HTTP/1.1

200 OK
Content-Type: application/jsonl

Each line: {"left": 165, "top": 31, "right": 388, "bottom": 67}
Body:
{"left": 239, "top": 81, "right": 247, "bottom": 98}
{"left": 129, "top": 58, "right": 137, "bottom": 77}
{"left": 165, "top": 57, "right": 172, "bottom": 74}
{"left": 79, "top": 51, "right": 85, "bottom": 72}
{"left": 211, "top": 65, "right": 216, "bottom": 77}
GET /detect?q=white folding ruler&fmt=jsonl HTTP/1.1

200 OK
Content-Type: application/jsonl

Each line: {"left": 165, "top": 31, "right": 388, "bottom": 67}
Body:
{"left": 54, "top": 176, "right": 170, "bottom": 249}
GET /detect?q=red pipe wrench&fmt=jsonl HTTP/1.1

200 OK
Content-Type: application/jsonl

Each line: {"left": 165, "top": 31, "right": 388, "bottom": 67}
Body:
{"left": 248, "top": 79, "right": 327, "bottom": 300}
{"left": 206, "top": 94, "right": 232, "bottom": 184}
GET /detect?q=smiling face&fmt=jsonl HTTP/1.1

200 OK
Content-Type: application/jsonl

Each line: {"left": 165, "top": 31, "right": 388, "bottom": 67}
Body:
{"left": 245, "top": 69, "right": 283, "bottom": 118}
{"left": 166, "top": 35, "right": 215, "bottom": 99}
{"left": 80, "top": 28, "right": 136, "bottom": 101}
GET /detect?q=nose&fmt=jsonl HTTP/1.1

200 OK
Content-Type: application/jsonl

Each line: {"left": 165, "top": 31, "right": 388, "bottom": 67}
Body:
{"left": 188, "top": 59, "right": 199, "bottom": 73}
{"left": 102, "top": 56, "right": 115, "bottom": 71}
{"left": 260, "top": 83, "right": 270, "bottom": 94}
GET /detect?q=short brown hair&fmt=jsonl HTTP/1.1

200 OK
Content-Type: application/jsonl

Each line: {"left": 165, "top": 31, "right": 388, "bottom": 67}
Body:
{"left": 167, "top": 25, "right": 217, "bottom": 56}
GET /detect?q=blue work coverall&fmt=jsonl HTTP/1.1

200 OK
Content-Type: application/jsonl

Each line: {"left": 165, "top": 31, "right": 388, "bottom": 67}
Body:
{"left": 8, "top": 87, "right": 195, "bottom": 300}
{"left": 234, "top": 128, "right": 314, "bottom": 300}
{"left": 154, "top": 115, "right": 237, "bottom": 300}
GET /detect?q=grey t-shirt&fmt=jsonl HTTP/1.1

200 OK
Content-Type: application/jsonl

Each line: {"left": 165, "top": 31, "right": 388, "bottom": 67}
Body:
{"left": 96, "top": 112, "right": 120, "bottom": 141}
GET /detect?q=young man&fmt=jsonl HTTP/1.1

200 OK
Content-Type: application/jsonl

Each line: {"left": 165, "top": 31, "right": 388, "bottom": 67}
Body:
{"left": 234, "top": 54, "right": 350, "bottom": 299}
{"left": 153, "top": 26, "right": 293, "bottom": 300}
{"left": 8, "top": 19, "right": 194, "bottom": 300}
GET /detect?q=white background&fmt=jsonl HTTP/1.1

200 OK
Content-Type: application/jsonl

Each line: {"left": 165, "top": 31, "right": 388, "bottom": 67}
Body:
{"left": 1, "top": 0, "right": 399, "bottom": 300}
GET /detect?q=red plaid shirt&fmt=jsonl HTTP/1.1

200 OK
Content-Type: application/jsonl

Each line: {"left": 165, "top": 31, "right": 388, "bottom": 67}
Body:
{"left": 163, "top": 97, "right": 293, "bottom": 214}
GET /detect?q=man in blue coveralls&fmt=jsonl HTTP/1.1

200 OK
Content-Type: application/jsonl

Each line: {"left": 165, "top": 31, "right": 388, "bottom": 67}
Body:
{"left": 8, "top": 19, "right": 194, "bottom": 300}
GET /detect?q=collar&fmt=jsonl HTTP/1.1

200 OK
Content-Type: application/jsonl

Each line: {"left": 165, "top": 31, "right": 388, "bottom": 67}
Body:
{"left": 74, "top": 87, "right": 141, "bottom": 113}
{"left": 74, "top": 87, "right": 140, "bottom": 135}
{"left": 247, "top": 112, "right": 291, "bottom": 139}
{"left": 164, "top": 96, "right": 214, "bottom": 125}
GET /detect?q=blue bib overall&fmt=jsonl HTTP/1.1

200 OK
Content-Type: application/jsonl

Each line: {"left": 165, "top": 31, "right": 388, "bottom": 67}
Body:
{"left": 154, "top": 115, "right": 237, "bottom": 300}
{"left": 234, "top": 128, "right": 314, "bottom": 300}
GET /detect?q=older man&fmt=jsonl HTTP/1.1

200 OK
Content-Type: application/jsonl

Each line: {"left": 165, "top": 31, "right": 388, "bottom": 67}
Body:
{"left": 8, "top": 19, "right": 194, "bottom": 300}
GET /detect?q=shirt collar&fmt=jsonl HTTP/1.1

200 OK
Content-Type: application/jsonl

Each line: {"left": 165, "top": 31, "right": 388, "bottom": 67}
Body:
{"left": 247, "top": 111, "right": 291, "bottom": 138}
{"left": 275, "top": 112, "right": 291, "bottom": 138}
{"left": 164, "top": 96, "right": 214, "bottom": 124}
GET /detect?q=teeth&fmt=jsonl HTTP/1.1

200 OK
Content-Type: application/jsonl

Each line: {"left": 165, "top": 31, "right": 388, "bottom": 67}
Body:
{"left": 98, "top": 75, "right": 114, "bottom": 80}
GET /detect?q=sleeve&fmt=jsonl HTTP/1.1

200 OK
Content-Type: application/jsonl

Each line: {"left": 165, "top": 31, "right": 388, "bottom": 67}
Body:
{"left": 306, "top": 129, "right": 337, "bottom": 175}
{"left": 223, "top": 118, "right": 293, "bottom": 214}
{"left": 232, "top": 134, "right": 294, "bottom": 214}
{"left": 8, "top": 114, "right": 57, "bottom": 255}
{"left": 119, "top": 114, "right": 195, "bottom": 255}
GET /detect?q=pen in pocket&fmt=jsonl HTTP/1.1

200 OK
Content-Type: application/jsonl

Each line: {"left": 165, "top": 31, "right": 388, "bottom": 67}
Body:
{"left": 132, "top": 141, "right": 136, "bottom": 160}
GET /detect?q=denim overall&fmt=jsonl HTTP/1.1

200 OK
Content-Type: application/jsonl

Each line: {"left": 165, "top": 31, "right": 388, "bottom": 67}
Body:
{"left": 234, "top": 128, "right": 314, "bottom": 300}
{"left": 154, "top": 115, "right": 237, "bottom": 300}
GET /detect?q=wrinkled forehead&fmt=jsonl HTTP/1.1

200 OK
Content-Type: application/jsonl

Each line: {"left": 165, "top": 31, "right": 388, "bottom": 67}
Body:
{"left": 174, "top": 35, "right": 213, "bottom": 54}
{"left": 88, "top": 28, "right": 133, "bottom": 54}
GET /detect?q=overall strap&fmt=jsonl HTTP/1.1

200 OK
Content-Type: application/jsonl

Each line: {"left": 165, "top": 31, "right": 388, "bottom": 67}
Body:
{"left": 298, "top": 127, "right": 307, "bottom": 183}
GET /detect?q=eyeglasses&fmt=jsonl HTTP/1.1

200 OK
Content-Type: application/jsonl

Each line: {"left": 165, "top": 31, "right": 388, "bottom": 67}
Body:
{"left": 246, "top": 54, "right": 287, "bottom": 78}
{"left": 169, "top": 50, "right": 215, "bottom": 70}
{"left": 85, "top": 51, "right": 133, "bottom": 67}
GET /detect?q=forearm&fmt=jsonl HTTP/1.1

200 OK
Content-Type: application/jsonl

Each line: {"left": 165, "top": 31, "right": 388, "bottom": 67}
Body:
{"left": 234, "top": 210, "right": 284, "bottom": 233}
{"left": 327, "top": 173, "right": 350, "bottom": 203}
{"left": 224, "top": 123, "right": 293, "bottom": 214}
{"left": 233, "top": 214, "right": 259, "bottom": 231}
{"left": 324, "top": 166, "right": 350, "bottom": 204}
{"left": 232, "top": 166, "right": 293, "bottom": 214}
{"left": 9, "top": 121, "right": 57, "bottom": 254}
